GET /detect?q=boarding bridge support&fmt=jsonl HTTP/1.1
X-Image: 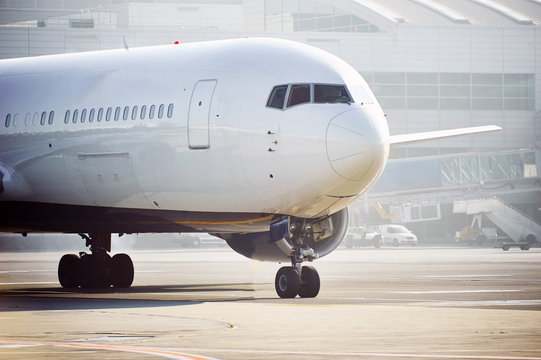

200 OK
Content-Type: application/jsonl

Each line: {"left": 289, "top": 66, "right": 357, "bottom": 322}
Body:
{"left": 454, "top": 198, "right": 541, "bottom": 250}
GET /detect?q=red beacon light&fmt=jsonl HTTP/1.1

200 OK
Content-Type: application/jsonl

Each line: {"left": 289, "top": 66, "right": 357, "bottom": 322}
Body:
{"left": 173, "top": 41, "right": 180, "bottom": 45}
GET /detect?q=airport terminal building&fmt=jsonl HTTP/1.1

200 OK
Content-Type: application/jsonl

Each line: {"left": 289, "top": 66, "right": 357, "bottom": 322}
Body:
{"left": 1, "top": 0, "right": 540, "bottom": 240}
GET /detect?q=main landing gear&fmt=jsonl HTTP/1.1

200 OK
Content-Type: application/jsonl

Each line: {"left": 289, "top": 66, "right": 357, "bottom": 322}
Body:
{"left": 58, "top": 233, "right": 134, "bottom": 289}
{"left": 274, "top": 219, "right": 321, "bottom": 298}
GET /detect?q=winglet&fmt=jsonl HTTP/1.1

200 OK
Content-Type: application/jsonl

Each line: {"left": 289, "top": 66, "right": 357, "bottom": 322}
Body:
{"left": 389, "top": 125, "right": 502, "bottom": 147}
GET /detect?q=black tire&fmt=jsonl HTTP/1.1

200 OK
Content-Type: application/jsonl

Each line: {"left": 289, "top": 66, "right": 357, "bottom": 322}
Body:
{"left": 520, "top": 244, "right": 530, "bottom": 251}
{"left": 79, "top": 254, "right": 101, "bottom": 288}
{"left": 58, "top": 254, "right": 80, "bottom": 288}
{"left": 298, "top": 266, "right": 320, "bottom": 298}
{"left": 112, "top": 253, "right": 134, "bottom": 288}
{"left": 525, "top": 234, "right": 536, "bottom": 245}
{"left": 275, "top": 266, "right": 300, "bottom": 298}
{"left": 502, "top": 244, "right": 510, "bottom": 251}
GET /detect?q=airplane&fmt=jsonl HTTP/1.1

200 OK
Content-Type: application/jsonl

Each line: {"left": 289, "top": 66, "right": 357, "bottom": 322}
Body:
{"left": 0, "top": 37, "right": 500, "bottom": 298}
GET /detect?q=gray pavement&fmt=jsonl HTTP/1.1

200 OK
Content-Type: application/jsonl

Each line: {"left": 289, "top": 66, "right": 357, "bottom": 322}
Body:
{"left": 1, "top": 246, "right": 540, "bottom": 359}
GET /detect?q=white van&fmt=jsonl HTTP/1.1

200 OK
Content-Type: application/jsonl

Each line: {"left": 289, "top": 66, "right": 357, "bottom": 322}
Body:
{"left": 378, "top": 224, "right": 418, "bottom": 246}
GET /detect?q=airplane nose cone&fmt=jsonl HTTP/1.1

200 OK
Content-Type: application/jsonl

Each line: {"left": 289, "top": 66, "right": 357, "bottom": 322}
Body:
{"left": 326, "top": 108, "right": 385, "bottom": 182}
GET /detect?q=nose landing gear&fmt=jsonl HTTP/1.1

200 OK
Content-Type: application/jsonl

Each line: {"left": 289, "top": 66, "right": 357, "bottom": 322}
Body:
{"left": 274, "top": 219, "right": 321, "bottom": 298}
{"left": 58, "top": 233, "right": 134, "bottom": 289}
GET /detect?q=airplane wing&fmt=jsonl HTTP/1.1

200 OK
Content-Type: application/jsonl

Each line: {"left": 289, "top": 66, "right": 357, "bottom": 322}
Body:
{"left": 389, "top": 125, "right": 502, "bottom": 147}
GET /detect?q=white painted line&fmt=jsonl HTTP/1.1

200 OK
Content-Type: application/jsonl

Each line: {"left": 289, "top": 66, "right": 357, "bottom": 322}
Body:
{"left": 424, "top": 274, "right": 512, "bottom": 278}
{"left": 82, "top": 336, "right": 152, "bottom": 342}
{"left": 390, "top": 290, "right": 522, "bottom": 294}
{"left": 0, "top": 344, "right": 38, "bottom": 348}
{"left": 0, "top": 340, "right": 220, "bottom": 360}
{"left": 0, "top": 270, "right": 53, "bottom": 274}
{"left": 166, "top": 347, "right": 541, "bottom": 360}
{"left": 428, "top": 300, "right": 541, "bottom": 307}
{"left": 0, "top": 282, "right": 57, "bottom": 285}
{"left": 3, "top": 341, "right": 541, "bottom": 359}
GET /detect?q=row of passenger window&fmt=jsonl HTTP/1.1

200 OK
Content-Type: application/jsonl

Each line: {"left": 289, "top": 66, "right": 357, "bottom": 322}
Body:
{"left": 267, "top": 83, "right": 352, "bottom": 110}
{"left": 64, "top": 104, "right": 174, "bottom": 124}
{"left": 4, "top": 103, "right": 174, "bottom": 128}
{"left": 4, "top": 111, "right": 55, "bottom": 128}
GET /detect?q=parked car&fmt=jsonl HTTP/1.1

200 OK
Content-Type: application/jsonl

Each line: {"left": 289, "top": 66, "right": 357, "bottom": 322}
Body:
{"left": 344, "top": 226, "right": 382, "bottom": 248}
{"left": 178, "top": 233, "right": 225, "bottom": 248}
{"left": 378, "top": 224, "right": 418, "bottom": 246}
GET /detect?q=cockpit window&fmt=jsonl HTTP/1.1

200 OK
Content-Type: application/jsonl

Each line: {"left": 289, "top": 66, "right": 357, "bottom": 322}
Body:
{"left": 267, "top": 85, "right": 288, "bottom": 109}
{"left": 314, "top": 85, "right": 352, "bottom": 104}
{"left": 287, "top": 84, "right": 311, "bottom": 107}
{"left": 267, "top": 83, "right": 353, "bottom": 110}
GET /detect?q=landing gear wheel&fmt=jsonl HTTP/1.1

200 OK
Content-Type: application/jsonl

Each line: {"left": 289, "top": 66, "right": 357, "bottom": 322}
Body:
{"left": 275, "top": 266, "right": 300, "bottom": 298}
{"left": 112, "top": 253, "right": 134, "bottom": 288}
{"left": 79, "top": 254, "right": 111, "bottom": 288}
{"left": 298, "top": 266, "right": 320, "bottom": 298}
{"left": 58, "top": 254, "right": 80, "bottom": 288}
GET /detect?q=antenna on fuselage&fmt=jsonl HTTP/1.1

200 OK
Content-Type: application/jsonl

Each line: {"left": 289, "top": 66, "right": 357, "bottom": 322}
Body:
{"left": 122, "top": 35, "right": 129, "bottom": 51}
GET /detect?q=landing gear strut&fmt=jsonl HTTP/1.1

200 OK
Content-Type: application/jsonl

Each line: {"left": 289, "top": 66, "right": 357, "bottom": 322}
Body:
{"left": 274, "top": 219, "right": 321, "bottom": 298}
{"left": 58, "top": 233, "right": 134, "bottom": 289}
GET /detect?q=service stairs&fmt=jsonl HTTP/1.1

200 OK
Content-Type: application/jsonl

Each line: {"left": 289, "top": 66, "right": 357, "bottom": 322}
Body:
{"left": 454, "top": 198, "right": 541, "bottom": 247}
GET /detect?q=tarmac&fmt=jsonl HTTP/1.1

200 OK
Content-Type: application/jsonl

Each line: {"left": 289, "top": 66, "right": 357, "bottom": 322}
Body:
{"left": 0, "top": 245, "right": 540, "bottom": 359}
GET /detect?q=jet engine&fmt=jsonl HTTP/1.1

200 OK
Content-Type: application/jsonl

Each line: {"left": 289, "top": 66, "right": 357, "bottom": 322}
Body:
{"left": 217, "top": 208, "right": 348, "bottom": 262}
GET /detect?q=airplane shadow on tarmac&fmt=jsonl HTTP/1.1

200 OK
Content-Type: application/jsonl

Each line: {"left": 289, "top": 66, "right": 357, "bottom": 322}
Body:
{"left": 0, "top": 283, "right": 268, "bottom": 311}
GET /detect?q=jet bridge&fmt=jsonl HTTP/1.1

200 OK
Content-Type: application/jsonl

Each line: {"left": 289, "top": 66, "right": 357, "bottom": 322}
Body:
{"left": 351, "top": 148, "right": 540, "bottom": 242}
{"left": 453, "top": 197, "right": 541, "bottom": 250}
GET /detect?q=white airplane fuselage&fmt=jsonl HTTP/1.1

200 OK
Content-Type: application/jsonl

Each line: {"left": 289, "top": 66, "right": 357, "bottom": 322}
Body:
{"left": 0, "top": 38, "right": 389, "bottom": 234}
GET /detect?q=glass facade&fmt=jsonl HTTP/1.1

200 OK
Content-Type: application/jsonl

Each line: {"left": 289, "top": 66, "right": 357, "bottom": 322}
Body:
{"left": 364, "top": 72, "right": 535, "bottom": 111}
{"left": 265, "top": 0, "right": 380, "bottom": 33}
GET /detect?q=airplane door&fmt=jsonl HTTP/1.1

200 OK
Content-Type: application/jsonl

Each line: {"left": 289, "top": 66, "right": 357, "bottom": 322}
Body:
{"left": 188, "top": 79, "right": 217, "bottom": 149}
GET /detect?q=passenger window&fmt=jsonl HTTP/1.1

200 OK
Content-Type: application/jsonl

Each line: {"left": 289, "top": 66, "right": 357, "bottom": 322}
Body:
{"left": 287, "top": 84, "right": 311, "bottom": 107}
{"left": 106, "top": 107, "right": 112, "bottom": 121}
{"left": 81, "top": 109, "right": 87, "bottom": 123}
{"left": 149, "top": 105, "right": 155, "bottom": 119}
{"left": 89, "top": 109, "right": 95, "bottom": 123}
{"left": 314, "top": 85, "right": 352, "bottom": 104}
{"left": 72, "top": 110, "right": 79, "bottom": 124}
{"left": 5, "top": 114, "right": 10, "bottom": 127}
{"left": 158, "top": 104, "right": 164, "bottom": 119}
{"left": 64, "top": 110, "right": 70, "bottom": 124}
{"left": 141, "top": 105, "right": 147, "bottom": 120}
{"left": 167, "top": 103, "right": 174, "bottom": 118}
{"left": 13, "top": 113, "right": 18, "bottom": 127}
{"left": 114, "top": 107, "right": 120, "bottom": 121}
{"left": 25, "top": 113, "right": 30, "bottom": 126}
{"left": 97, "top": 108, "right": 103, "bottom": 122}
{"left": 131, "top": 106, "right": 138, "bottom": 120}
{"left": 267, "top": 85, "right": 288, "bottom": 109}
{"left": 123, "top": 106, "right": 129, "bottom": 120}
{"left": 33, "top": 112, "right": 39, "bottom": 126}
{"left": 40, "top": 111, "right": 47, "bottom": 125}
{"left": 48, "top": 111, "right": 54, "bottom": 125}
